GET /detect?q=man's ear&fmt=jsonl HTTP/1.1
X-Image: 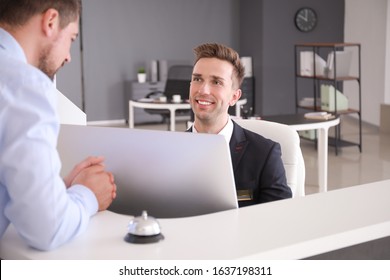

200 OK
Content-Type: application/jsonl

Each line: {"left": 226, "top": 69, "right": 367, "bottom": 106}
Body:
{"left": 229, "top": 89, "right": 242, "bottom": 106}
{"left": 41, "top": 8, "right": 60, "bottom": 37}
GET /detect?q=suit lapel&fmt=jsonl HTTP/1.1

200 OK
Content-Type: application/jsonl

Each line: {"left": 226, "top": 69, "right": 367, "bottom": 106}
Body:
{"left": 229, "top": 122, "right": 248, "bottom": 172}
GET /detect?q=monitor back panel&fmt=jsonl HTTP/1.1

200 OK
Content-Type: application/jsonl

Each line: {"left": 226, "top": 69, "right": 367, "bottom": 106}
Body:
{"left": 57, "top": 124, "right": 238, "bottom": 218}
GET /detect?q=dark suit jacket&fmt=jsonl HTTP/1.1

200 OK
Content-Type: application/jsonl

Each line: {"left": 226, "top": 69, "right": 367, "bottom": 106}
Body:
{"left": 188, "top": 121, "right": 292, "bottom": 207}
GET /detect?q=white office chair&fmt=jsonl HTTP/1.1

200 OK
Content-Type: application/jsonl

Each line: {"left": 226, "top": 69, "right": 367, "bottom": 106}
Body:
{"left": 234, "top": 119, "right": 305, "bottom": 197}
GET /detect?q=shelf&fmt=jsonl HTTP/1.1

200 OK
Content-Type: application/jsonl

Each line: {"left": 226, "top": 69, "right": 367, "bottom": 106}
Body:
{"left": 297, "top": 106, "right": 360, "bottom": 115}
{"left": 328, "top": 137, "right": 361, "bottom": 149}
{"left": 300, "top": 136, "right": 361, "bottom": 150}
{"left": 296, "top": 75, "right": 360, "bottom": 81}
{"left": 295, "top": 42, "right": 362, "bottom": 155}
{"left": 295, "top": 42, "right": 360, "bottom": 48}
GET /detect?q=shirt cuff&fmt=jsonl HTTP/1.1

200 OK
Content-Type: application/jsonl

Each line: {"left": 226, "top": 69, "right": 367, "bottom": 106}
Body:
{"left": 67, "top": 185, "right": 99, "bottom": 216}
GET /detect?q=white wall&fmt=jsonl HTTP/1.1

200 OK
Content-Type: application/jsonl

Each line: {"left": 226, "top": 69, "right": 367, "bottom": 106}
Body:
{"left": 344, "top": 0, "right": 388, "bottom": 126}
{"left": 385, "top": 0, "right": 390, "bottom": 104}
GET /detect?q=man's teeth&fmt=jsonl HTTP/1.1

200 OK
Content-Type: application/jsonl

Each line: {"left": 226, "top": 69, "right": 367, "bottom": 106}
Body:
{"left": 198, "top": 100, "right": 212, "bottom": 105}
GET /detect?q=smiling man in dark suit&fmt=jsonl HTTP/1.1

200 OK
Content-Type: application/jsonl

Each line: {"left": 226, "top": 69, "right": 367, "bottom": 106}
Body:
{"left": 187, "top": 43, "right": 292, "bottom": 207}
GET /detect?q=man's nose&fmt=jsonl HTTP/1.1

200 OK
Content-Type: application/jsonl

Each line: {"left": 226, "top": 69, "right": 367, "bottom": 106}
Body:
{"left": 198, "top": 82, "right": 211, "bottom": 94}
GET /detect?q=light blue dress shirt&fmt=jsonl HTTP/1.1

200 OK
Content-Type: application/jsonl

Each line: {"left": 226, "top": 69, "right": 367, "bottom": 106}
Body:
{"left": 0, "top": 28, "right": 98, "bottom": 250}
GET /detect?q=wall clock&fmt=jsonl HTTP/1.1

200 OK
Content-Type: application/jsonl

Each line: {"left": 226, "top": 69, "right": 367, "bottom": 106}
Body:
{"left": 295, "top": 7, "right": 317, "bottom": 32}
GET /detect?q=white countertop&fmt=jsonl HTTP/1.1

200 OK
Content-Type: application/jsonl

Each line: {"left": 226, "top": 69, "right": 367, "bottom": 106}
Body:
{"left": 1, "top": 180, "right": 389, "bottom": 260}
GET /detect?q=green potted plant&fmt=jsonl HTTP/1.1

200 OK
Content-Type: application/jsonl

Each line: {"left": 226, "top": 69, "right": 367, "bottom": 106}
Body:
{"left": 137, "top": 67, "right": 146, "bottom": 83}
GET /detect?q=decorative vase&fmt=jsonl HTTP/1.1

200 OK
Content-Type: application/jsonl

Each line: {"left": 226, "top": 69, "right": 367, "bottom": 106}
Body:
{"left": 137, "top": 73, "right": 146, "bottom": 83}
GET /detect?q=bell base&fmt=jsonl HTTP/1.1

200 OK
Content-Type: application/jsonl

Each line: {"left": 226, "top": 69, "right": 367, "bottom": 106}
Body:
{"left": 124, "top": 233, "right": 164, "bottom": 244}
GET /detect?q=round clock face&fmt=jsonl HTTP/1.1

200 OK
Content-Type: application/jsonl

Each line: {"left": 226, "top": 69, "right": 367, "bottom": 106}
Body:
{"left": 295, "top": 7, "right": 317, "bottom": 32}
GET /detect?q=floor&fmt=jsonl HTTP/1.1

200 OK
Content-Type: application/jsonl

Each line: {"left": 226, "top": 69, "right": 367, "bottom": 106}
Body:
{"left": 302, "top": 116, "right": 390, "bottom": 195}
{"left": 110, "top": 115, "right": 390, "bottom": 196}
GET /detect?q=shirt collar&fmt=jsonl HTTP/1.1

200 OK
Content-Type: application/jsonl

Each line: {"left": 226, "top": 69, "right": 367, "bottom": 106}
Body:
{"left": 192, "top": 116, "right": 234, "bottom": 144}
{"left": 0, "top": 28, "right": 28, "bottom": 63}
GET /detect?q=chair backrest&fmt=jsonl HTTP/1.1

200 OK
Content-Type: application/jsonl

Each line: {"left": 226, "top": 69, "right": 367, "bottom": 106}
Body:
{"left": 164, "top": 65, "right": 193, "bottom": 100}
{"left": 234, "top": 119, "right": 305, "bottom": 197}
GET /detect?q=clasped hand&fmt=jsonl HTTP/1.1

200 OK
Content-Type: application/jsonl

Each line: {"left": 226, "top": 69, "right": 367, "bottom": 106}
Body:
{"left": 63, "top": 156, "right": 117, "bottom": 211}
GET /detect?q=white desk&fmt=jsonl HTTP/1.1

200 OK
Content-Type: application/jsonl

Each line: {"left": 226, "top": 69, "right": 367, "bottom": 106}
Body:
{"left": 263, "top": 114, "right": 340, "bottom": 192}
{"left": 129, "top": 100, "right": 191, "bottom": 131}
{"left": 1, "top": 180, "right": 389, "bottom": 260}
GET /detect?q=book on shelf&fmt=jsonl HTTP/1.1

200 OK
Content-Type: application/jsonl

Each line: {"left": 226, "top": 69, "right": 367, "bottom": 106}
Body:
{"left": 304, "top": 112, "right": 335, "bottom": 120}
{"left": 299, "top": 50, "right": 353, "bottom": 78}
{"left": 325, "top": 50, "right": 353, "bottom": 78}
{"left": 299, "top": 97, "right": 321, "bottom": 107}
{"left": 299, "top": 51, "right": 327, "bottom": 77}
{"left": 320, "top": 85, "right": 349, "bottom": 111}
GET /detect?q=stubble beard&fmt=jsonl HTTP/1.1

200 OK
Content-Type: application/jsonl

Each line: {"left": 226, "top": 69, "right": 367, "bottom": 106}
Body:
{"left": 37, "top": 45, "right": 59, "bottom": 81}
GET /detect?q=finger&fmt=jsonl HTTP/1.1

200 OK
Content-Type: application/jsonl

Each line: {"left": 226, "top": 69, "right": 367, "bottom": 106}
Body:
{"left": 79, "top": 156, "right": 105, "bottom": 169}
{"left": 112, "top": 184, "right": 117, "bottom": 199}
{"left": 70, "top": 158, "right": 101, "bottom": 177}
{"left": 85, "top": 156, "right": 105, "bottom": 166}
{"left": 81, "top": 164, "right": 106, "bottom": 174}
{"left": 107, "top": 172, "right": 115, "bottom": 184}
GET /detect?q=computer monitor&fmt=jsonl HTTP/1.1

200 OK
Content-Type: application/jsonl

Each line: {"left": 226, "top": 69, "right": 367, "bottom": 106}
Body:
{"left": 57, "top": 124, "right": 238, "bottom": 218}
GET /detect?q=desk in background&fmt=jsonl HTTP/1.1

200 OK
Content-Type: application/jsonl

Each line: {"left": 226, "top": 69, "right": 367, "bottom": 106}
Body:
{"left": 262, "top": 114, "right": 340, "bottom": 192}
{"left": 1, "top": 180, "right": 389, "bottom": 259}
{"left": 129, "top": 98, "right": 248, "bottom": 132}
{"left": 129, "top": 100, "right": 191, "bottom": 131}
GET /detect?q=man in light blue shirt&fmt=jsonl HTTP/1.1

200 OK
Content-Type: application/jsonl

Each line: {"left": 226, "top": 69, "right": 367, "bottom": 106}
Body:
{"left": 0, "top": 0, "right": 117, "bottom": 251}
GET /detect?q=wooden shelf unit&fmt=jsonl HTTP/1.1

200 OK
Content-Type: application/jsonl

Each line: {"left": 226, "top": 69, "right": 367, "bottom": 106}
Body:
{"left": 294, "top": 43, "right": 362, "bottom": 154}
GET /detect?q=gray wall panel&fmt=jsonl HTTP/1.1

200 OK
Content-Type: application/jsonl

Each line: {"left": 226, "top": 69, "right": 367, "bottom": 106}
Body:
{"left": 81, "top": 0, "right": 239, "bottom": 121}
{"left": 57, "top": 0, "right": 344, "bottom": 121}
{"left": 56, "top": 35, "right": 83, "bottom": 109}
{"left": 240, "top": 0, "right": 344, "bottom": 116}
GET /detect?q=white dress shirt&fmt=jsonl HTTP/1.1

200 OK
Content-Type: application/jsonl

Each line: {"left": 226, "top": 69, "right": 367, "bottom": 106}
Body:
{"left": 0, "top": 28, "right": 97, "bottom": 250}
{"left": 192, "top": 117, "right": 234, "bottom": 144}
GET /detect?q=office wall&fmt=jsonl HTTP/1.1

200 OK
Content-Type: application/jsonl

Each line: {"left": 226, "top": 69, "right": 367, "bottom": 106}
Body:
{"left": 386, "top": 0, "right": 390, "bottom": 105}
{"left": 58, "top": 0, "right": 239, "bottom": 122}
{"left": 239, "top": 0, "right": 344, "bottom": 116}
{"left": 56, "top": 32, "right": 83, "bottom": 111}
{"left": 58, "top": 0, "right": 388, "bottom": 126}
{"left": 344, "top": 0, "right": 388, "bottom": 126}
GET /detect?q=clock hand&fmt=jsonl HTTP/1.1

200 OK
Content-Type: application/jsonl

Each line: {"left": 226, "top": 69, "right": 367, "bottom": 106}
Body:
{"left": 298, "top": 14, "right": 307, "bottom": 21}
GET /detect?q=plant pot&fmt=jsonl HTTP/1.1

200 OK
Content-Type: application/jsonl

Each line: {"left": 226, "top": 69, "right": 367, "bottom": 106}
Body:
{"left": 137, "top": 73, "right": 146, "bottom": 83}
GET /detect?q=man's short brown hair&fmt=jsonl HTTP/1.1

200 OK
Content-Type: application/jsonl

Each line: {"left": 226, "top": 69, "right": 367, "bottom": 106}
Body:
{"left": 0, "top": 0, "right": 81, "bottom": 29}
{"left": 193, "top": 43, "right": 245, "bottom": 89}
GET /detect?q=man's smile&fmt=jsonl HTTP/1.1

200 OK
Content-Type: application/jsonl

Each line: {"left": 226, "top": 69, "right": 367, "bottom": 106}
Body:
{"left": 197, "top": 99, "right": 214, "bottom": 106}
